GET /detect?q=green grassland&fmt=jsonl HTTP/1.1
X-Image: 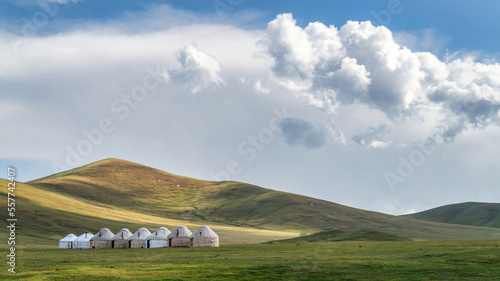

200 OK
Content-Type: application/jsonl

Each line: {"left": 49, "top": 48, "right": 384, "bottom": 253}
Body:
{"left": 2, "top": 158, "right": 498, "bottom": 246}
{"left": 404, "top": 202, "right": 500, "bottom": 228}
{"left": 2, "top": 241, "right": 500, "bottom": 280}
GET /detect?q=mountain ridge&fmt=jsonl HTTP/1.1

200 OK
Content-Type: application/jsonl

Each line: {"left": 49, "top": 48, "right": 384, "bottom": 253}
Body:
{"left": 2, "top": 158, "right": 499, "bottom": 244}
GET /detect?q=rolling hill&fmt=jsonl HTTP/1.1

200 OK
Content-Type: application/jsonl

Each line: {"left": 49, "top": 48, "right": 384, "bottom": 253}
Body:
{"left": 267, "top": 229, "right": 410, "bottom": 244}
{"left": 2, "top": 158, "right": 500, "bottom": 245}
{"left": 403, "top": 202, "right": 500, "bottom": 228}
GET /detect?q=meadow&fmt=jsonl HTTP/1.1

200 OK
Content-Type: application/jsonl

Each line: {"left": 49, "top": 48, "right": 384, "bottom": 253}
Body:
{"left": 3, "top": 240, "right": 500, "bottom": 280}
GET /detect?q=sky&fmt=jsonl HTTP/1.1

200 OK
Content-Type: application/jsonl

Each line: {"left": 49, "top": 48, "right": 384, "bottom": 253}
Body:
{"left": 1, "top": 0, "right": 500, "bottom": 215}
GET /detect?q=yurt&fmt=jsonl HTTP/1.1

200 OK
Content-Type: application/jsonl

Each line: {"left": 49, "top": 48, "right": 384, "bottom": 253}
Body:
{"left": 190, "top": 225, "right": 219, "bottom": 248}
{"left": 90, "top": 228, "right": 115, "bottom": 249}
{"left": 146, "top": 227, "right": 171, "bottom": 248}
{"left": 59, "top": 234, "right": 77, "bottom": 249}
{"left": 112, "top": 228, "right": 133, "bottom": 249}
{"left": 128, "top": 227, "right": 151, "bottom": 249}
{"left": 167, "top": 225, "right": 192, "bottom": 247}
{"left": 73, "top": 232, "right": 94, "bottom": 249}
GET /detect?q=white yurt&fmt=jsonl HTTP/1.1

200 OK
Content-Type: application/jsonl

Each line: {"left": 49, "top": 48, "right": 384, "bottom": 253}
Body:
{"left": 90, "top": 228, "right": 115, "bottom": 249}
{"left": 112, "top": 228, "right": 133, "bottom": 249}
{"left": 190, "top": 225, "right": 219, "bottom": 247}
{"left": 167, "top": 225, "right": 192, "bottom": 247}
{"left": 128, "top": 227, "right": 151, "bottom": 249}
{"left": 146, "top": 227, "right": 171, "bottom": 248}
{"left": 59, "top": 233, "right": 77, "bottom": 249}
{"left": 73, "top": 232, "right": 94, "bottom": 249}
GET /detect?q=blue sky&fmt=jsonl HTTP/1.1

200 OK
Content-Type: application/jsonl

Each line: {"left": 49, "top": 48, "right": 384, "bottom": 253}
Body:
{"left": 1, "top": 0, "right": 500, "bottom": 215}
{"left": 2, "top": 0, "right": 499, "bottom": 56}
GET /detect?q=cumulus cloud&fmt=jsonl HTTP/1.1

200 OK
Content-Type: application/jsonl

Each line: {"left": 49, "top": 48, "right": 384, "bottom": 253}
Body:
{"left": 261, "top": 13, "right": 500, "bottom": 144}
{"left": 168, "top": 43, "right": 225, "bottom": 93}
{"left": 279, "top": 118, "right": 325, "bottom": 149}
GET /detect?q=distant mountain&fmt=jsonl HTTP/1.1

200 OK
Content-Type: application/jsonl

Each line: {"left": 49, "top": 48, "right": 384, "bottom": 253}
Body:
{"left": 403, "top": 202, "right": 500, "bottom": 228}
{"left": 2, "top": 159, "right": 499, "bottom": 245}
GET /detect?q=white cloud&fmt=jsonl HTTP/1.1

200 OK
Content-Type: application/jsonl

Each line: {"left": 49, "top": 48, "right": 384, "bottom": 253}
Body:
{"left": 168, "top": 43, "right": 225, "bottom": 94}
{"left": 261, "top": 13, "right": 500, "bottom": 145}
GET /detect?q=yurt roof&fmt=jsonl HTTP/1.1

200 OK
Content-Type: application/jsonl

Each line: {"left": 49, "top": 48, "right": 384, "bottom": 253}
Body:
{"left": 129, "top": 227, "right": 151, "bottom": 240}
{"left": 147, "top": 227, "right": 171, "bottom": 240}
{"left": 167, "top": 225, "right": 192, "bottom": 239}
{"left": 90, "top": 228, "right": 115, "bottom": 240}
{"left": 74, "top": 232, "right": 94, "bottom": 241}
{"left": 190, "top": 225, "right": 219, "bottom": 238}
{"left": 112, "top": 228, "right": 133, "bottom": 240}
{"left": 60, "top": 233, "right": 78, "bottom": 242}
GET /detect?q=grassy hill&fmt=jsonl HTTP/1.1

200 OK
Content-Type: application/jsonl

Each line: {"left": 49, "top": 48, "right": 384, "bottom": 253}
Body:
{"left": 2, "top": 158, "right": 500, "bottom": 245}
{"left": 267, "top": 229, "right": 410, "bottom": 244}
{"left": 0, "top": 179, "right": 296, "bottom": 245}
{"left": 403, "top": 202, "right": 500, "bottom": 228}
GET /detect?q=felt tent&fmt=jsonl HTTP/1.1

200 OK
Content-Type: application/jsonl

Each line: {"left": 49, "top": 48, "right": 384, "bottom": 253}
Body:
{"left": 90, "top": 228, "right": 115, "bottom": 249}
{"left": 190, "top": 225, "right": 219, "bottom": 247}
{"left": 128, "top": 227, "right": 151, "bottom": 249}
{"left": 167, "top": 225, "right": 192, "bottom": 247}
{"left": 146, "top": 227, "right": 171, "bottom": 248}
{"left": 112, "top": 228, "right": 133, "bottom": 249}
{"left": 73, "top": 232, "right": 94, "bottom": 249}
{"left": 59, "top": 233, "right": 77, "bottom": 249}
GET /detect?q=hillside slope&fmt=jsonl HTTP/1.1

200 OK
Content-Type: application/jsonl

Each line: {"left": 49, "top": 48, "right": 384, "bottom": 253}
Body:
{"left": 0, "top": 179, "right": 296, "bottom": 245}
{"left": 403, "top": 202, "right": 500, "bottom": 228}
{"left": 7, "top": 158, "right": 499, "bottom": 243}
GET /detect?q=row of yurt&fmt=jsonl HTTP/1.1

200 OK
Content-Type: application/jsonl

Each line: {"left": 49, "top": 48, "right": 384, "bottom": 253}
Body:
{"left": 59, "top": 232, "right": 94, "bottom": 249}
{"left": 60, "top": 226, "right": 219, "bottom": 249}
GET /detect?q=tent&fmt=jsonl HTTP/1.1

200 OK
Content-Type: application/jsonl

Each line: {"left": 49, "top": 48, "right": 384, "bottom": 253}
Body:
{"left": 90, "top": 228, "right": 115, "bottom": 249}
{"left": 190, "top": 225, "right": 219, "bottom": 247}
{"left": 112, "top": 228, "right": 133, "bottom": 249}
{"left": 167, "top": 225, "right": 192, "bottom": 247}
{"left": 59, "top": 233, "right": 77, "bottom": 249}
{"left": 128, "top": 227, "right": 151, "bottom": 249}
{"left": 73, "top": 232, "right": 94, "bottom": 249}
{"left": 146, "top": 227, "right": 171, "bottom": 248}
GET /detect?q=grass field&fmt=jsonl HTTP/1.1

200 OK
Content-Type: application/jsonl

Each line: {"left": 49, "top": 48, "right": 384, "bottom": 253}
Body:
{"left": 2, "top": 241, "right": 500, "bottom": 280}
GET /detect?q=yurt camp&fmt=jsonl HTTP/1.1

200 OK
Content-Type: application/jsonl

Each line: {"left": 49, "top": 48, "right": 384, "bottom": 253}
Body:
{"left": 167, "top": 225, "right": 192, "bottom": 247}
{"left": 128, "top": 227, "right": 151, "bottom": 249}
{"left": 59, "top": 233, "right": 77, "bottom": 249}
{"left": 90, "top": 228, "right": 115, "bottom": 249}
{"left": 190, "top": 225, "right": 219, "bottom": 247}
{"left": 73, "top": 232, "right": 94, "bottom": 249}
{"left": 112, "top": 228, "right": 133, "bottom": 249}
{"left": 146, "top": 227, "right": 171, "bottom": 248}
